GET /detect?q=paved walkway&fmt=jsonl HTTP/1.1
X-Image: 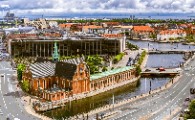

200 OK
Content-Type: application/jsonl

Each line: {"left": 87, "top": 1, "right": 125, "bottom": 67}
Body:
{"left": 22, "top": 96, "right": 52, "bottom": 120}
{"left": 113, "top": 50, "right": 141, "bottom": 68}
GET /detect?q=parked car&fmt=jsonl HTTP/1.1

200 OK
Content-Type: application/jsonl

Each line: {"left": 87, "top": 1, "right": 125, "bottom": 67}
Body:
{"left": 145, "top": 69, "right": 151, "bottom": 72}
{"left": 185, "top": 97, "right": 191, "bottom": 102}
{"left": 190, "top": 88, "right": 195, "bottom": 94}
{"left": 184, "top": 67, "right": 191, "bottom": 71}
{"left": 0, "top": 110, "right": 3, "bottom": 115}
{"left": 1, "top": 74, "right": 4, "bottom": 77}
{"left": 157, "top": 67, "right": 165, "bottom": 72}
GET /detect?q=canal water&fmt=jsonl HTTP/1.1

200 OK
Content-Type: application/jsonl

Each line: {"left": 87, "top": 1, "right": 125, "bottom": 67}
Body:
{"left": 128, "top": 40, "right": 189, "bottom": 68}
{"left": 128, "top": 40, "right": 195, "bottom": 50}
{"left": 146, "top": 54, "right": 185, "bottom": 68}
{"left": 42, "top": 77, "right": 171, "bottom": 119}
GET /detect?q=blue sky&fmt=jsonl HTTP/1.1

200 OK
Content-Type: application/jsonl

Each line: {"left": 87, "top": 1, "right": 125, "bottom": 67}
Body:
{"left": 0, "top": 0, "right": 194, "bottom": 17}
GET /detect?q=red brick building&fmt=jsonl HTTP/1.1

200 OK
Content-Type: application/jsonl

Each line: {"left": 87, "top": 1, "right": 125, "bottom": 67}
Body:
{"left": 22, "top": 59, "right": 90, "bottom": 101}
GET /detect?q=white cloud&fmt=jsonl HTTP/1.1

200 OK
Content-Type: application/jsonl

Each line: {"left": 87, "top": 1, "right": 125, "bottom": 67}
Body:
{"left": 0, "top": 4, "right": 10, "bottom": 9}
{"left": 0, "top": 0, "right": 194, "bottom": 16}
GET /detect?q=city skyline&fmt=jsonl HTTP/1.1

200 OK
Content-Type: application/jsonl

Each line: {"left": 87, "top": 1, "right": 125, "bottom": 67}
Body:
{"left": 0, "top": 0, "right": 195, "bottom": 18}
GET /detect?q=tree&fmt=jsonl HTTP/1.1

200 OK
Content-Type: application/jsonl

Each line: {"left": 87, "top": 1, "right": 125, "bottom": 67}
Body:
{"left": 188, "top": 100, "right": 195, "bottom": 118}
{"left": 86, "top": 55, "right": 103, "bottom": 74}
{"left": 135, "top": 65, "right": 142, "bottom": 76}
{"left": 17, "top": 64, "right": 26, "bottom": 81}
{"left": 126, "top": 42, "right": 139, "bottom": 50}
{"left": 102, "top": 66, "right": 108, "bottom": 72}
{"left": 22, "top": 80, "right": 29, "bottom": 92}
{"left": 149, "top": 33, "right": 157, "bottom": 40}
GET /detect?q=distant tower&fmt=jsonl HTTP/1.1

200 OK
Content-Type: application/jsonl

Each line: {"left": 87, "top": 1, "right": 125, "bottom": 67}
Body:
{"left": 52, "top": 42, "right": 60, "bottom": 62}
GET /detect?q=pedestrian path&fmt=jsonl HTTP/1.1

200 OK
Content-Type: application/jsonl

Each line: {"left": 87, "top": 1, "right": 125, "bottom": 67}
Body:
{"left": 113, "top": 50, "right": 140, "bottom": 68}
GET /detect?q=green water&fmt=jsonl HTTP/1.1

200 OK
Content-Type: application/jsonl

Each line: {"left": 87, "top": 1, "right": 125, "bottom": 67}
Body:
{"left": 42, "top": 81, "right": 138, "bottom": 119}
{"left": 42, "top": 77, "right": 171, "bottom": 119}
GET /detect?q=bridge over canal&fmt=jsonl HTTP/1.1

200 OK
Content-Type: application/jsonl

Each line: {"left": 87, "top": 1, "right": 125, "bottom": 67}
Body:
{"left": 141, "top": 68, "right": 181, "bottom": 76}
{"left": 148, "top": 49, "right": 195, "bottom": 54}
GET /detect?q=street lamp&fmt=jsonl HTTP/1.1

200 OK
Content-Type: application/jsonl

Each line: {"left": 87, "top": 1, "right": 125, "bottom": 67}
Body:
{"left": 112, "top": 93, "right": 115, "bottom": 111}
{"left": 148, "top": 43, "right": 153, "bottom": 51}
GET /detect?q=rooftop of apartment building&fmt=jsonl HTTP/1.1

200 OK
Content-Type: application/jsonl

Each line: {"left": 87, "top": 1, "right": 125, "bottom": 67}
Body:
{"left": 158, "top": 29, "right": 186, "bottom": 35}
{"left": 133, "top": 25, "right": 154, "bottom": 32}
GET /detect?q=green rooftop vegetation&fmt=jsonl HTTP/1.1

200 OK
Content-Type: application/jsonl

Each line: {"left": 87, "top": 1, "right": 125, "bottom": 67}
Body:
{"left": 90, "top": 66, "right": 134, "bottom": 81}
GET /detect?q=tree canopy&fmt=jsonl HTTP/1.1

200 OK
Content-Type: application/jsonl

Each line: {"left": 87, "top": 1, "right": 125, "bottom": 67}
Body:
{"left": 86, "top": 55, "right": 103, "bottom": 74}
{"left": 22, "top": 80, "right": 29, "bottom": 92}
{"left": 17, "top": 64, "right": 26, "bottom": 81}
{"left": 188, "top": 100, "right": 195, "bottom": 118}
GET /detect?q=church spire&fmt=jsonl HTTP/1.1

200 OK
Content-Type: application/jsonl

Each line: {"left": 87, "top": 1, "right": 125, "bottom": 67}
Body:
{"left": 52, "top": 42, "right": 60, "bottom": 62}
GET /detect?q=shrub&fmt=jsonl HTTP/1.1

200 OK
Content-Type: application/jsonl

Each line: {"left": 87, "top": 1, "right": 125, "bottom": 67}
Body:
{"left": 126, "top": 42, "right": 139, "bottom": 50}
{"left": 17, "top": 64, "right": 26, "bottom": 81}
{"left": 113, "top": 53, "right": 125, "bottom": 64}
{"left": 21, "top": 80, "right": 29, "bottom": 92}
{"left": 135, "top": 65, "right": 142, "bottom": 75}
{"left": 135, "top": 50, "right": 146, "bottom": 75}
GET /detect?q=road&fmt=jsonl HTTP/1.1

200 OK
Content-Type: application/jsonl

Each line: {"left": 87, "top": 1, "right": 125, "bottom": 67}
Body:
{"left": 87, "top": 57, "right": 195, "bottom": 120}
{"left": 112, "top": 57, "right": 195, "bottom": 120}
{"left": 0, "top": 60, "right": 39, "bottom": 120}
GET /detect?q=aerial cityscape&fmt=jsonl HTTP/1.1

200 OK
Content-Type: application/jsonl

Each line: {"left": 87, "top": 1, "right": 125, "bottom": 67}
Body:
{"left": 0, "top": 0, "right": 195, "bottom": 120}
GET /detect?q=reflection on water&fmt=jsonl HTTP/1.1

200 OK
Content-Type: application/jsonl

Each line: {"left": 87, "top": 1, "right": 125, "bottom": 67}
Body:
{"left": 146, "top": 54, "right": 185, "bottom": 68}
{"left": 129, "top": 40, "right": 195, "bottom": 50}
{"left": 42, "top": 77, "right": 171, "bottom": 119}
